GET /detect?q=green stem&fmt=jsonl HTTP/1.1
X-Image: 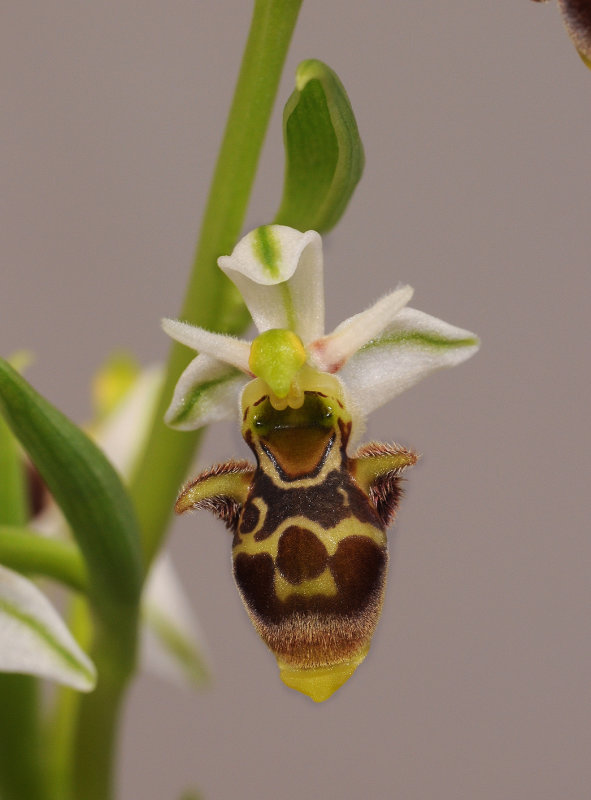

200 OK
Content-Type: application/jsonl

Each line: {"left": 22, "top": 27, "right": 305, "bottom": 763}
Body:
{"left": 45, "top": 596, "right": 92, "bottom": 800}
{"left": 72, "top": 610, "right": 138, "bottom": 800}
{"left": 130, "top": 0, "right": 303, "bottom": 568}
{"left": 0, "top": 415, "right": 28, "bottom": 526}
{"left": 65, "top": 4, "right": 303, "bottom": 796}
{"left": 0, "top": 526, "right": 88, "bottom": 593}
{"left": 0, "top": 404, "right": 48, "bottom": 799}
{"left": 0, "top": 675, "right": 49, "bottom": 800}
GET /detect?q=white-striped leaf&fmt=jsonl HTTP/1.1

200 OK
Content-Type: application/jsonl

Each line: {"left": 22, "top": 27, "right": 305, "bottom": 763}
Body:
{"left": 0, "top": 564, "right": 96, "bottom": 691}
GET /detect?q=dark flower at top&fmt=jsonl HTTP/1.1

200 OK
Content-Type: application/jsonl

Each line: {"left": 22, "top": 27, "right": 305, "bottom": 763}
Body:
{"left": 533, "top": 0, "right": 591, "bottom": 67}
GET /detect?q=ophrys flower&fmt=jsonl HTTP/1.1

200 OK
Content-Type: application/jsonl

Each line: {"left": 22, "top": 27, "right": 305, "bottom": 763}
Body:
{"left": 162, "top": 225, "right": 479, "bottom": 702}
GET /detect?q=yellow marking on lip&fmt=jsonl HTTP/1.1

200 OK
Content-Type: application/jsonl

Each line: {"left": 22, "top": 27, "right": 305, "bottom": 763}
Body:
{"left": 274, "top": 566, "right": 338, "bottom": 602}
{"left": 234, "top": 516, "right": 386, "bottom": 559}
{"left": 245, "top": 496, "right": 267, "bottom": 535}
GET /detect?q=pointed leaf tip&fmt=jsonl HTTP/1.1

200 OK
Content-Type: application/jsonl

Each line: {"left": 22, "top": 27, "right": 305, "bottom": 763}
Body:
{"left": 0, "top": 565, "right": 96, "bottom": 691}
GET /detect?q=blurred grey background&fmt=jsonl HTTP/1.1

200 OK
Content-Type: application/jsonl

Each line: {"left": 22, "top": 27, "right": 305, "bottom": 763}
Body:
{"left": 2, "top": 1, "right": 590, "bottom": 798}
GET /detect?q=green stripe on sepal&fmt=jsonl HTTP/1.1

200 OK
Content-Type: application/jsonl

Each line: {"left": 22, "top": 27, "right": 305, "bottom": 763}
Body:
{"left": 337, "top": 307, "right": 480, "bottom": 419}
{"left": 166, "top": 362, "right": 246, "bottom": 431}
{"left": 169, "top": 375, "right": 233, "bottom": 425}
{"left": 252, "top": 226, "right": 281, "bottom": 278}
{"left": 362, "top": 330, "right": 480, "bottom": 352}
{"left": 275, "top": 59, "right": 364, "bottom": 234}
{"left": 0, "top": 359, "right": 143, "bottom": 611}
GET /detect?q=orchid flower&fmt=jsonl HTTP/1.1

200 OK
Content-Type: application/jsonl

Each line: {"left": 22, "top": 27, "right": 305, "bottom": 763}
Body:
{"left": 162, "top": 225, "right": 479, "bottom": 438}
{"left": 161, "top": 225, "right": 478, "bottom": 703}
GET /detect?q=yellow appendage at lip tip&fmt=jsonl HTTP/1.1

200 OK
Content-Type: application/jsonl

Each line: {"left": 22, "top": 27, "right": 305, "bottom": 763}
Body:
{"left": 277, "top": 646, "right": 369, "bottom": 703}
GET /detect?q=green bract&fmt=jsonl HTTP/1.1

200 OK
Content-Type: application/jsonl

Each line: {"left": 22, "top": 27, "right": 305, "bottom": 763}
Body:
{"left": 275, "top": 59, "right": 364, "bottom": 233}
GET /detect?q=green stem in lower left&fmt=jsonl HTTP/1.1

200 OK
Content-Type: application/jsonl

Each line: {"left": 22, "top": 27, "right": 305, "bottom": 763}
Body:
{"left": 0, "top": 413, "right": 49, "bottom": 800}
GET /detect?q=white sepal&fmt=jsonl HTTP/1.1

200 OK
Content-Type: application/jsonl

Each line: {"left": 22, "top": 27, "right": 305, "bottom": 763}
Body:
{"left": 140, "top": 553, "right": 210, "bottom": 689}
{"left": 338, "top": 307, "right": 480, "bottom": 417}
{"left": 161, "top": 319, "right": 251, "bottom": 373}
{"left": 0, "top": 565, "right": 96, "bottom": 691}
{"left": 309, "top": 285, "right": 414, "bottom": 373}
{"left": 218, "top": 225, "right": 325, "bottom": 342}
{"left": 164, "top": 354, "right": 248, "bottom": 431}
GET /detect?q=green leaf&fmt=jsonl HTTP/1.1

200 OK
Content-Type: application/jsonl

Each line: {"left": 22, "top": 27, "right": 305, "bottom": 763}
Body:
{"left": 0, "top": 359, "right": 143, "bottom": 613}
{"left": 274, "top": 59, "right": 365, "bottom": 233}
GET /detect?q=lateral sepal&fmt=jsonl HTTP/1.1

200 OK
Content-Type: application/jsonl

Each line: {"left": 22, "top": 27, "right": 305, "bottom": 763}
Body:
{"left": 351, "top": 442, "right": 418, "bottom": 527}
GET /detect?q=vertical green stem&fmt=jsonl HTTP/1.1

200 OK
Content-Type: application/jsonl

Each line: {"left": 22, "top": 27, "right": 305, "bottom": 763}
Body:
{"left": 0, "top": 412, "right": 48, "bottom": 799}
{"left": 46, "top": 596, "right": 92, "bottom": 800}
{"left": 130, "top": 0, "right": 303, "bottom": 568}
{"left": 71, "top": 609, "right": 138, "bottom": 800}
{"left": 0, "top": 675, "right": 49, "bottom": 800}
{"left": 0, "top": 415, "right": 28, "bottom": 526}
{"left": 0, "top": 4, "right": 303, "bottom": 798}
